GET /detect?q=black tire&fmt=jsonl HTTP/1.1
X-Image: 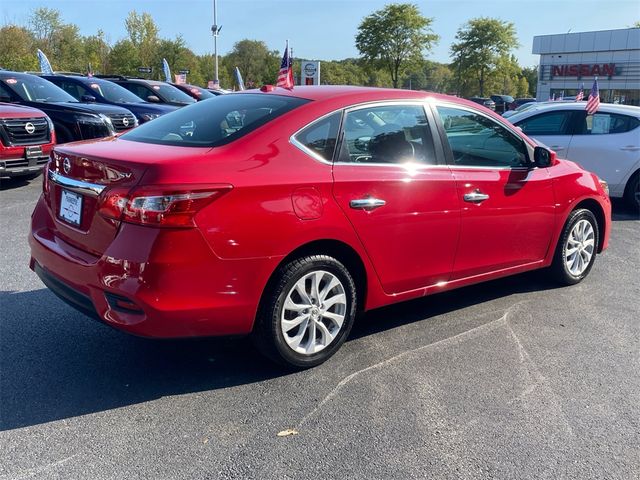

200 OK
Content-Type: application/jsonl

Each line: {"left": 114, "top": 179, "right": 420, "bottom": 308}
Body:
{"left": 549, "top": 208, "right": 599, "bottom": 285}
{"left": 623, "top": 171, "right": 639, "bottom": 212}
{"left": 252, "top": 255, "right": 357, "bottom": 369}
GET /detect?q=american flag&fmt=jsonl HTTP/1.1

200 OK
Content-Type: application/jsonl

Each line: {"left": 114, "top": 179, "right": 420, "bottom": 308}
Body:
{"left": 586, "top": 78, "right": 600, "bottom": 114}
{"left": 575, "top": 83, "right": 584, "bottom": 102}
{"left": 277, "top": 41, "right": 294, "bottom": 89}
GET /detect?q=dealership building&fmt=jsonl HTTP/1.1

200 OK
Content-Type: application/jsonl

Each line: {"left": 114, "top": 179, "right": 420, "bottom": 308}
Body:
{"left": 533, "top": 28, "right": 640, "bottom": 105}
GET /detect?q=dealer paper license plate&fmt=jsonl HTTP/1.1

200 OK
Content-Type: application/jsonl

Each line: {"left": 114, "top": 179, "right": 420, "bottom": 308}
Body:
{"left": 59, "top": 189, "right": 82, "bottom": 226}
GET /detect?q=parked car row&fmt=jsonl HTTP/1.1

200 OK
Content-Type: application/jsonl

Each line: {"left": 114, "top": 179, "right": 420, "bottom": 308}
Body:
{"left": 0, "top": 70, "right": 220, "bottom": 179}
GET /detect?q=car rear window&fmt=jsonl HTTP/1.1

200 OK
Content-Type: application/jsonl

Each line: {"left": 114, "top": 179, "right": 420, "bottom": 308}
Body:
{"left": 121, "top": 93, "right": 310, "bottom": 147}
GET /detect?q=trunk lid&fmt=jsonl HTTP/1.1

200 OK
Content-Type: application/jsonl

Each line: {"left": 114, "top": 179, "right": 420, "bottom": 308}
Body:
{"left": 45, "top": 136, "right": 213, "bottom": 256}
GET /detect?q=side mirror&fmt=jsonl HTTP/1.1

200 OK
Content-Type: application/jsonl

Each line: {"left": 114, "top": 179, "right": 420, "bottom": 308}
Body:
{"left": 533, "top": 146, "right": 557, "bottom": 168}
{"left": 147, "top": 95, "right": 160, "bottom": 103}
{"left": 81, "top": 95, "right": 96, "bottom": 103}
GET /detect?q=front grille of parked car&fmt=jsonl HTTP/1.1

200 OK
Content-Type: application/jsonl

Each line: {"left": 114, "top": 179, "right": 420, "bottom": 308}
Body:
{"left": 0, "top": 117, "right": 50, "bottom": 146}
{"left": 107, "top": 113, "right": 136, "bottom": 132}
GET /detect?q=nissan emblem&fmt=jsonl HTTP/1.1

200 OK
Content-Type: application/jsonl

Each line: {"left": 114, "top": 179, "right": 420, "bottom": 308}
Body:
{"left": 63, "top": 157, "right": 71, "bottom": 174}
{"left": 122, "top": 117, "right": 129, "bottom": 127}
{"left": 24, "top": 122, "right": 35, "bottom": 134}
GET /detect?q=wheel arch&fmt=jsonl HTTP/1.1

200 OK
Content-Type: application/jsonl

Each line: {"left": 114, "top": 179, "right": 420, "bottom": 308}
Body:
{"left": 256, "top": 239, "right": 368, "bottom": 325}
{"left": 573, "top": 198, "right": 606, "bottom": 253}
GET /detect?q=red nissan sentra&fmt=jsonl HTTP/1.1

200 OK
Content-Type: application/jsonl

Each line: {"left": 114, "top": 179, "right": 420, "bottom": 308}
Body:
{"left": 29, "top": 86, "right": 611, "bottom": 368}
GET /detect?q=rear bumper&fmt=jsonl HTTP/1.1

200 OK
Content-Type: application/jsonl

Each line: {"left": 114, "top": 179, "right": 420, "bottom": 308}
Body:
{"left": 29, "top": 196, "right": 281, "bottom": 338}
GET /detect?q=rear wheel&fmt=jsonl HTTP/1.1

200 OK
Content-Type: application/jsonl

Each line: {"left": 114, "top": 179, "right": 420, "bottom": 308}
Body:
{"left": 549, "top": 209, "right": 599, "bottom": 285}
{"left": 623, "top": 171, "right": 639, "bottom": 212}
{"left": 252, "top": 255, "right": 357, "bottom": 369}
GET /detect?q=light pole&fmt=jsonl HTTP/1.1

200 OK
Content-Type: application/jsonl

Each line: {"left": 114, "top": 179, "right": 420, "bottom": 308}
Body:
{"left": 212, "top": 0, "right": 220, "bottom": 85}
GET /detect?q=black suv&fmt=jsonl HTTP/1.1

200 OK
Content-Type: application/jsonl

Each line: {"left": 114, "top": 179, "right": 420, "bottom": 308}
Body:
{"left": 0, "top": 72, "right": 136, "bottom": 143}
{"left": 95, "top": 76, "right": 196, "bottom": 107}
{"left": 42, "top": 74, "right": 178, "bottom": 124}
{"left": 490, "top": 94, "right": 515, "bottom": 113}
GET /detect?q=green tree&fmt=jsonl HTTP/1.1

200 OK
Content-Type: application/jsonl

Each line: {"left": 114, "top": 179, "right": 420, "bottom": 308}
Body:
{"left": 356, "top": 3, "right": 438, "bottom": 88}
{"left": 84, "top": 30, "right": 111, "bottom": 74}
{"left": 451, "top": 17, "right": 519, "bottom": 96}
{"left": 29, "top": 7, "right": 62, "bottom": 52}
{"left": 521, "top": 66, "right": 538, "bottom": 97}
{"left": 0, "top": 25, "right": 38, "bottom": 71}
{"left": 108, "top": 39, "right": 140, "bottom": 76}
{"left": 51, "top": 24, "right": 84, "bottom": 72}
{"left": 125, "top": 11, "right": 159, "bottom": 70}
{"left": 225, "top": 39, "right": 278, "bottom": 87}
{"left": 319, "top": 59, "right": 368, "bottom": 85}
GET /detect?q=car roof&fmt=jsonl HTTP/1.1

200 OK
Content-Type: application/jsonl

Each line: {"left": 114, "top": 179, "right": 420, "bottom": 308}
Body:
{"left": 240, "top": 85, "right": 468, "bottom": 105}
{"left": 508, "top": 101, "right": 640, "bottom": 122}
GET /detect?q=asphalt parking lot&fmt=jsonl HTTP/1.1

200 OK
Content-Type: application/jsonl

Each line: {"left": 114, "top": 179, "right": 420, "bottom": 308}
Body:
{"left": 1, "top": 177, "right": 638, "bottom": 480}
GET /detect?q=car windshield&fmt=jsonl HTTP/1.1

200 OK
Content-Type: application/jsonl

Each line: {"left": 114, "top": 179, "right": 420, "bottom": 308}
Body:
{"left": 121, "top": 93, "right": 309, "bottom": 147}
{"left": 2, "top": 75, "right": 77, "bottom": 102}
{"left": 515, "top": 102, "right": 536, "bottom": 112}
{"left": 86, "top": 79, "right": 145, "bottom": 103}
{"left": 152, "top": 83, "right": 196, "bottom": 104}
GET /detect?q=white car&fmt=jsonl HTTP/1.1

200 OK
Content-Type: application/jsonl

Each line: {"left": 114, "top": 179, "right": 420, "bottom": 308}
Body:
{"left": 508, "top": 102, "right": 640, "bottom": 210}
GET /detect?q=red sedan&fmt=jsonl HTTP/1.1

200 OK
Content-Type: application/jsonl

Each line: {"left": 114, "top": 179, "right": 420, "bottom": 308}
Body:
{"left": 29, "top": 86, "right": 611, "bottom": 368}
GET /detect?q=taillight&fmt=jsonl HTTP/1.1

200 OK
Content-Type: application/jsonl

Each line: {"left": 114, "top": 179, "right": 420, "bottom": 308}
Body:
{"left": 97, "top": 184, "right": 232, "bottom": 227}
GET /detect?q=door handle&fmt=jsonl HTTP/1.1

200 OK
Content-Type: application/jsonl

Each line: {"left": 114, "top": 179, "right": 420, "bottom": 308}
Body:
{"left": 463, "top": 190, "right": 490, "bottom": 203}
{"left": 550, "top": 145, "right": 565, "bottom": 151}
{"left": 349, "top": 197, "right": 386, "bottom": 211}
{"left": 620, "top": 146, "right": 640, "bottom": 151}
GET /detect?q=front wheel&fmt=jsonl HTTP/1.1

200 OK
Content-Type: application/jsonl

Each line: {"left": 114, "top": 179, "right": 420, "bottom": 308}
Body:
{"left": 549, "top": 208, "right": 599, "bottom": 285}
{"left": 252, "top": 255, "right": 357, "bottom": 369}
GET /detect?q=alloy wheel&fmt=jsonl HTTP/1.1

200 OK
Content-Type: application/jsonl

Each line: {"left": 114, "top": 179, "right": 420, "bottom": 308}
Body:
{"left": 565, "top": 219, "right": 595, "bottom": 276}
{"left": 280, "top": 270, "right": 347, "bottom": 355}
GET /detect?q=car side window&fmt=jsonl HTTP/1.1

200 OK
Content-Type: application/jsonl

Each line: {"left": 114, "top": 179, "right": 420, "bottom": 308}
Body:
{"left": 575, "top": 112, "right": 640, "bottom": 135}
{"left": 56, "top": 80, "right": 83, "bottom": 100}
{"left": 294, "top": 112, "right": 341, "bottom": 162}
{"left": 122, "top": 83, "right": 149, "bottom": 100}
{"left": 517, "top": 111, "right": 572, "bottom": 136}
{"left": 436, "top": 106, "right": 528, "bottom": 168}
{"left": 337, "top": 104, "right": 436, "bottom": 164}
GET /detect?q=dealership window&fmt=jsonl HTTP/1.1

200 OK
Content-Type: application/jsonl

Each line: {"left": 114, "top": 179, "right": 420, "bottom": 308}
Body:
{"left": 574, "top": 112, "right": 640, "bottom": 135}
{"left": 517, "top": 111, "right": 573, "bottom": 136}
{"left": 436, "top": 106, "right": 528, "bottom": 168}
{"left": 338, "top": 104, "right": 435, "bottom": 164}
{"left": 294, "top": 112, "right": 341, "bottom": 162}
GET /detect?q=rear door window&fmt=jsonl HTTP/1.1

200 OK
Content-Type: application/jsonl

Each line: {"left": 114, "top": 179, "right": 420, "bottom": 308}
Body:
{"left": 517, "top": 111, "right": 573, "bottom": 136}
{"left": 337, "top": 104, "right": 437, "bottom": 164}
{"left": 574, "top": 112, "right": 640, "bottom": 135}
{"left": 121, "top": 93, "right": 309, "bottom": 147}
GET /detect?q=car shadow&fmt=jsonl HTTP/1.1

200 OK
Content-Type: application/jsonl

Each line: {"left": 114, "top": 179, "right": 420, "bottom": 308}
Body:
{"left": 611, "top": 199, "right": 639, "bottom": 221}
{"left": 0, "top": 268, "right": 560, "bottom": 432}
{"left": 0, "top": 175, "right": 40, "bottom": 191}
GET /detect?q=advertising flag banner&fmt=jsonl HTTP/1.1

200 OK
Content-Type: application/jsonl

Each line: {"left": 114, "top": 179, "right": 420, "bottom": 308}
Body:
{"left": 162, "top": 58, "right": 172, "bottom": 82}
{"left": 37, "top": 49, "right": 53, "bottom": 75}
{"left": 234, "top": 67, "right": 245, "bottom": 91}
